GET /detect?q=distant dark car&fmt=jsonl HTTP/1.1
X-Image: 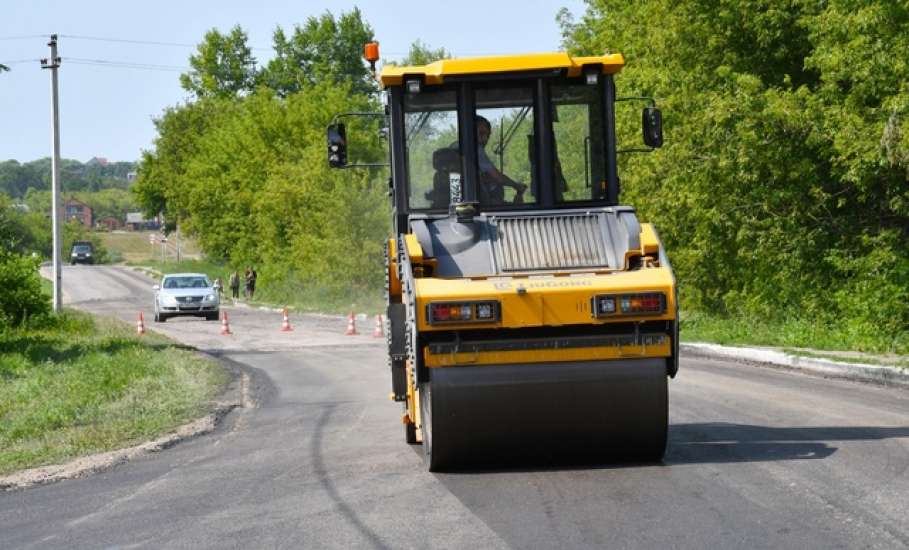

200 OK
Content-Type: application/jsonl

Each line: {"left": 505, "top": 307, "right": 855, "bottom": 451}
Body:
{"left": 70, "top": 241, "right": 95, "bottom": 265}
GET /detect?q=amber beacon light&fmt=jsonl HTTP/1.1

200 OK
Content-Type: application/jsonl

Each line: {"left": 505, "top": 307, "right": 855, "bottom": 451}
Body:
{"left": 364, "top": 42, "right": 380, "bottom": 75}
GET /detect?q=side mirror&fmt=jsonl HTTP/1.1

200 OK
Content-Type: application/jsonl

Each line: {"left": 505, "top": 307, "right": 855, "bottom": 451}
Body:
{"left": 327, "top": 123, "right": 347, "bottom": 168}
{"left": 152, "top": 285, "right": 160, "bottom": 291}
{"left": 642, "top": 107, "right": 663, "bottom": 148}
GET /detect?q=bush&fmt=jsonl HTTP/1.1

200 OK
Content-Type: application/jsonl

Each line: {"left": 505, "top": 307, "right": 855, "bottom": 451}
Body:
{"left": 0, "top": 250, "right": 50, "bottom": 328}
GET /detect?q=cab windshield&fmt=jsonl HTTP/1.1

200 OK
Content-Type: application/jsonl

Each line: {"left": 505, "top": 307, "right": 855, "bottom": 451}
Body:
{"left": 475, "top": 86, "right": 537, "bottom": 207}
{"left": 163, "top": 276, "right": 210, "bottom": 289}
{"left": 402, "top": 79, "right": 609, "bottom": 210}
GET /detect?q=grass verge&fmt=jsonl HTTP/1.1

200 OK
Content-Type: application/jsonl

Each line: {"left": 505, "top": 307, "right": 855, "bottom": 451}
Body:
{"left": 681, "top": 310, "right": 909, "bottom": 356}
{"left": 100, "top": 231, "right": 201, "bottom": 264}
{"left": 0, "top": 310, "right": 229, "bottom": 476}
{"left": 779, "top": 348, "right": 909, "bottom": 369}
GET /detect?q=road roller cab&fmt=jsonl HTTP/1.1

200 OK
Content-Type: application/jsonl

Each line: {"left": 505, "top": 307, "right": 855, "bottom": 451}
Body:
{"left": 329, "top": 48, "right": 676, "bottom": 470}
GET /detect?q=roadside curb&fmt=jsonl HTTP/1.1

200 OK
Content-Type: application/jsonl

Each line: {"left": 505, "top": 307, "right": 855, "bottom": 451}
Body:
{"left": 682, "top": 342, "right": 909, "bottom": 388}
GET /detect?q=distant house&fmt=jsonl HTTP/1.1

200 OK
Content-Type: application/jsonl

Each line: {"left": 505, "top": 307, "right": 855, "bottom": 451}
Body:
{"left": 125, "top": 212, "right": 160, "bottom": 231}
{"left": 88, "top": 156, "right": 109, "bottom": 167}
{"left": 96, "top": 216, "right": 121, "bottom": 231}
{"left": 63, "top": 198, "right": 93, "bottom": 227}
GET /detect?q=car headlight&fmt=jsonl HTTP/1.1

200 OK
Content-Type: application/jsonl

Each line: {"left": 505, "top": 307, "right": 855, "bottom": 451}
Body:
{"left": 161, "top": 295, "right": 178, "bottom": 305}
{"left": 204, "top": 294, "right": 216, "bottom": 302}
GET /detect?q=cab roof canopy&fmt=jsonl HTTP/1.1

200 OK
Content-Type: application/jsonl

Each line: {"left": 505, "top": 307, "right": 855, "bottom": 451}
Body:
{"left": 379, "top": 52, "right": 625, "bottom": 88}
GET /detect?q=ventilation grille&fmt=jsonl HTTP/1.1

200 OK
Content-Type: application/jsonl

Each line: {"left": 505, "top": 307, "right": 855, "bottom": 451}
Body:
{"left": 491, "top": 214, "right": 609, "bottom": 272}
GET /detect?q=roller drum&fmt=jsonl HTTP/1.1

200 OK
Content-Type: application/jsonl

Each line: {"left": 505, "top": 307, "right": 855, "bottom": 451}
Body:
{"left": 421, "top": 358, "right": 668, "bottom": 471}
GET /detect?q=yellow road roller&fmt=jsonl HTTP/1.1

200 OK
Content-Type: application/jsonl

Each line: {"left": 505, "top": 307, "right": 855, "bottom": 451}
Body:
{"left": 328, "top": 47, "right": 677, "bottom": 471}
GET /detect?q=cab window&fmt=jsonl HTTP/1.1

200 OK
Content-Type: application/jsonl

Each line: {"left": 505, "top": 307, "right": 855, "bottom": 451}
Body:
{"left": 551, "top": 84, "right": 606, "bottom": 203}
{"left": 404, "top": 90, "right": 460, "bottom": 210}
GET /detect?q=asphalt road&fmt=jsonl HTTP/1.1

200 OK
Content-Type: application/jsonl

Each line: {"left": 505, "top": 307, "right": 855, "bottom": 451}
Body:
{"left": 2, "top": 265, "right": 908, "bottom": 549}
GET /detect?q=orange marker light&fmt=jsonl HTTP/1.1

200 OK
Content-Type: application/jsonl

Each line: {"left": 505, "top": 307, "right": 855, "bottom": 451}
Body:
{"left": 364, "top": 42, "right": 380, "bottom": 63}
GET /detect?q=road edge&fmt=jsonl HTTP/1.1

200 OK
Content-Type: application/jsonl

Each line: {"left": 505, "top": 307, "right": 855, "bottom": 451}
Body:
{"left": 682, "top": 342, "right": 909, "bottom": 388}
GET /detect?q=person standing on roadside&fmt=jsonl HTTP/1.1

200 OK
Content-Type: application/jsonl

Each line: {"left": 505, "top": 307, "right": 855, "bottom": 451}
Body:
{"left": 244, "top": 267, "right": 252, "bottom": 300}
{"left": 214, "top": 276, "right": 224, "bottom": 300}
{"left": 249, "top": 267, "right": 258, "bottom": 301}
{"left": 229, "top": 271, "right": 240, "bottom": 302}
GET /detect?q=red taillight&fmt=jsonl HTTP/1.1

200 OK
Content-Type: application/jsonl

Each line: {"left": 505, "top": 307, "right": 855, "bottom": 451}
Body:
{"left": 427, "top": 301, "right": 499, "bottom": 324}
{"left": 430, "top": 304, "right": 451, "bottom": 321}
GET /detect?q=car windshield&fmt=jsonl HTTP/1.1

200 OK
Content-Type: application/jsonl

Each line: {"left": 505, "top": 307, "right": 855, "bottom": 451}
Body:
{"left": 73, "top": 245, "right": 92, "bottom": 253}
{"left": 163, "top": 276, "right": 210, "bottom": 289}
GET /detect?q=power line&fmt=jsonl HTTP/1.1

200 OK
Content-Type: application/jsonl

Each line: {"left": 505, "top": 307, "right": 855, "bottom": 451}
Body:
{"left": 0, "top": 34, "right": 50, "bottom": 41}
{"left": 64, "top": 57, "right": 188, "bottom": 72}
{"left": 0, "top": 58, "right": 42, "bottom": 65}
{"left": 60, "top": 33, "right": 272, "bottom": 52}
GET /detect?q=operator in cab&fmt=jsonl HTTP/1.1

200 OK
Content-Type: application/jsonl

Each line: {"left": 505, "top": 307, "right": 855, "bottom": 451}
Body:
{"left": 475, "top": 116, "right": 527, "bottom": 205}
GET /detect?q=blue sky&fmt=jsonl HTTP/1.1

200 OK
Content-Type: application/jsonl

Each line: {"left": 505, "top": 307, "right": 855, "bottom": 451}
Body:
{"left": 0, "top": 0, "right": 586, "bottom": 163}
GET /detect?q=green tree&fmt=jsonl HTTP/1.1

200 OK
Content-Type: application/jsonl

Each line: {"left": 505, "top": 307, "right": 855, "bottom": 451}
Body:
{"left": 0, "top": 249, "right": 49, "bottom": 328}
{"left": 395, "top": 40, "right": 452, "bottom": 66}
{"left": 561, "top": 0, "right": 909, "bottom": 350}
{"left": 134, "top": 98, "right": 225, "bottom": 231}
{"left": 259, "top": 9, "right": 375, "bottom": 96}
{"left": 180, "top": 26, "right": 258, "bottom": 99}
{"left": 0, "top": 194, "right": 51, "bottom": 259}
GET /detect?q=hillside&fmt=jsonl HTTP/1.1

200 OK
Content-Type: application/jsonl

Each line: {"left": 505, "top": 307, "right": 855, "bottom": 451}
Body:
{"left": 0, "top": 157, "right": 137, "bottom": 198}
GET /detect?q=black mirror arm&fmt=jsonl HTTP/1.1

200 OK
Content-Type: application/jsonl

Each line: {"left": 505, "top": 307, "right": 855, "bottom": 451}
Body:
{"left": 330, "top": 111, "right": 387, "bottom": 125}
{"left": 614, "top": 96, "right": 656, "bottom": 107}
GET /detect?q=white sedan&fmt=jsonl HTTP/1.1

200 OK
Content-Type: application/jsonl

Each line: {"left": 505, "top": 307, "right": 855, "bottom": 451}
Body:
{"left": 153, "top": 273, "right": 220, "bottom": 322}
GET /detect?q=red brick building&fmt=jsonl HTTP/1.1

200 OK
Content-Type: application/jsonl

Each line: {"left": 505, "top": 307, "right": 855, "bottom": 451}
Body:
{"left": 63, "top": 198, "right": 93, "bottom": 228}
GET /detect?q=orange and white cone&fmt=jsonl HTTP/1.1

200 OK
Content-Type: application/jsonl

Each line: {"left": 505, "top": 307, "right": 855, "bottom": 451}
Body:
{"left": 373, "top": 314, "right": 384, "bottom": 338}
{"left": 220, "top": 311, "right": 232, "bottom": 335}
{"left": 136, "top": 312, "right": 146, "bottom": 335}
{"left": 345, "top": 311, "right": 358, "bottom": 335}
{"left": 280, "top": 307, "right": 293, "bottom": 332}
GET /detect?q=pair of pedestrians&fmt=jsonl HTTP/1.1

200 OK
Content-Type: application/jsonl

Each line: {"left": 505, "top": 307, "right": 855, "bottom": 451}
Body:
{"left": 228, "top": 267, "right": 257, "bottom": 302}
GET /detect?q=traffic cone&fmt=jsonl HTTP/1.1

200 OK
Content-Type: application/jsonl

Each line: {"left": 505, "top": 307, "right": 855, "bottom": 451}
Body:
{"left": 280, "top": 307, "right": 293, "bottom": 332}
{"left": 220, "top": 311, "right": 232, "bottom": 335}
{"left": 345, "top": 311, "right": 358, "bottom": 335}
{"left": 372, "top": 314, "right": 384, "bottom": 338}
{"left": 136, "top": 312, "right": 146, "bottom": 335}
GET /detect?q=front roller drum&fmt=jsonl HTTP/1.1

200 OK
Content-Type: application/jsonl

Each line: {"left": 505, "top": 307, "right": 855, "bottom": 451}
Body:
{"left": 420, "top": 358, "right": 668, "bottom": 471}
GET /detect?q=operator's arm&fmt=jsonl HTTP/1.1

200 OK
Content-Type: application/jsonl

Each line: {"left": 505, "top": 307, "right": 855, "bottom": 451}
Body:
{"left": 486, "top": 166, "right": 526, "bottom": 194}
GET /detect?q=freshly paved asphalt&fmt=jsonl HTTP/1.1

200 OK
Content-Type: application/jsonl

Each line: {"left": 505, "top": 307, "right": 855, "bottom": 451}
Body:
{"left": 3, "top": 266, "right": 908, "bottom": 549}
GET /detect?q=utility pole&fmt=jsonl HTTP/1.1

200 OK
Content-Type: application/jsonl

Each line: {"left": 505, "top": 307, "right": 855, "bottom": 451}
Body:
{"left": 41, "top": 35, "right": 63, "bottom": 313}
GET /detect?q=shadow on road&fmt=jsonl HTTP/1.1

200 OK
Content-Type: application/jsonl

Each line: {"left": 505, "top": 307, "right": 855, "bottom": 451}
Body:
{"left": 415, "top": 423, "right": 909, "bottom": 474}
{"left": 310, "top": 406, "right": 391, "bottom": 550}
{"left": 665, "top": 422, "right": 909, "bottom": 465}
